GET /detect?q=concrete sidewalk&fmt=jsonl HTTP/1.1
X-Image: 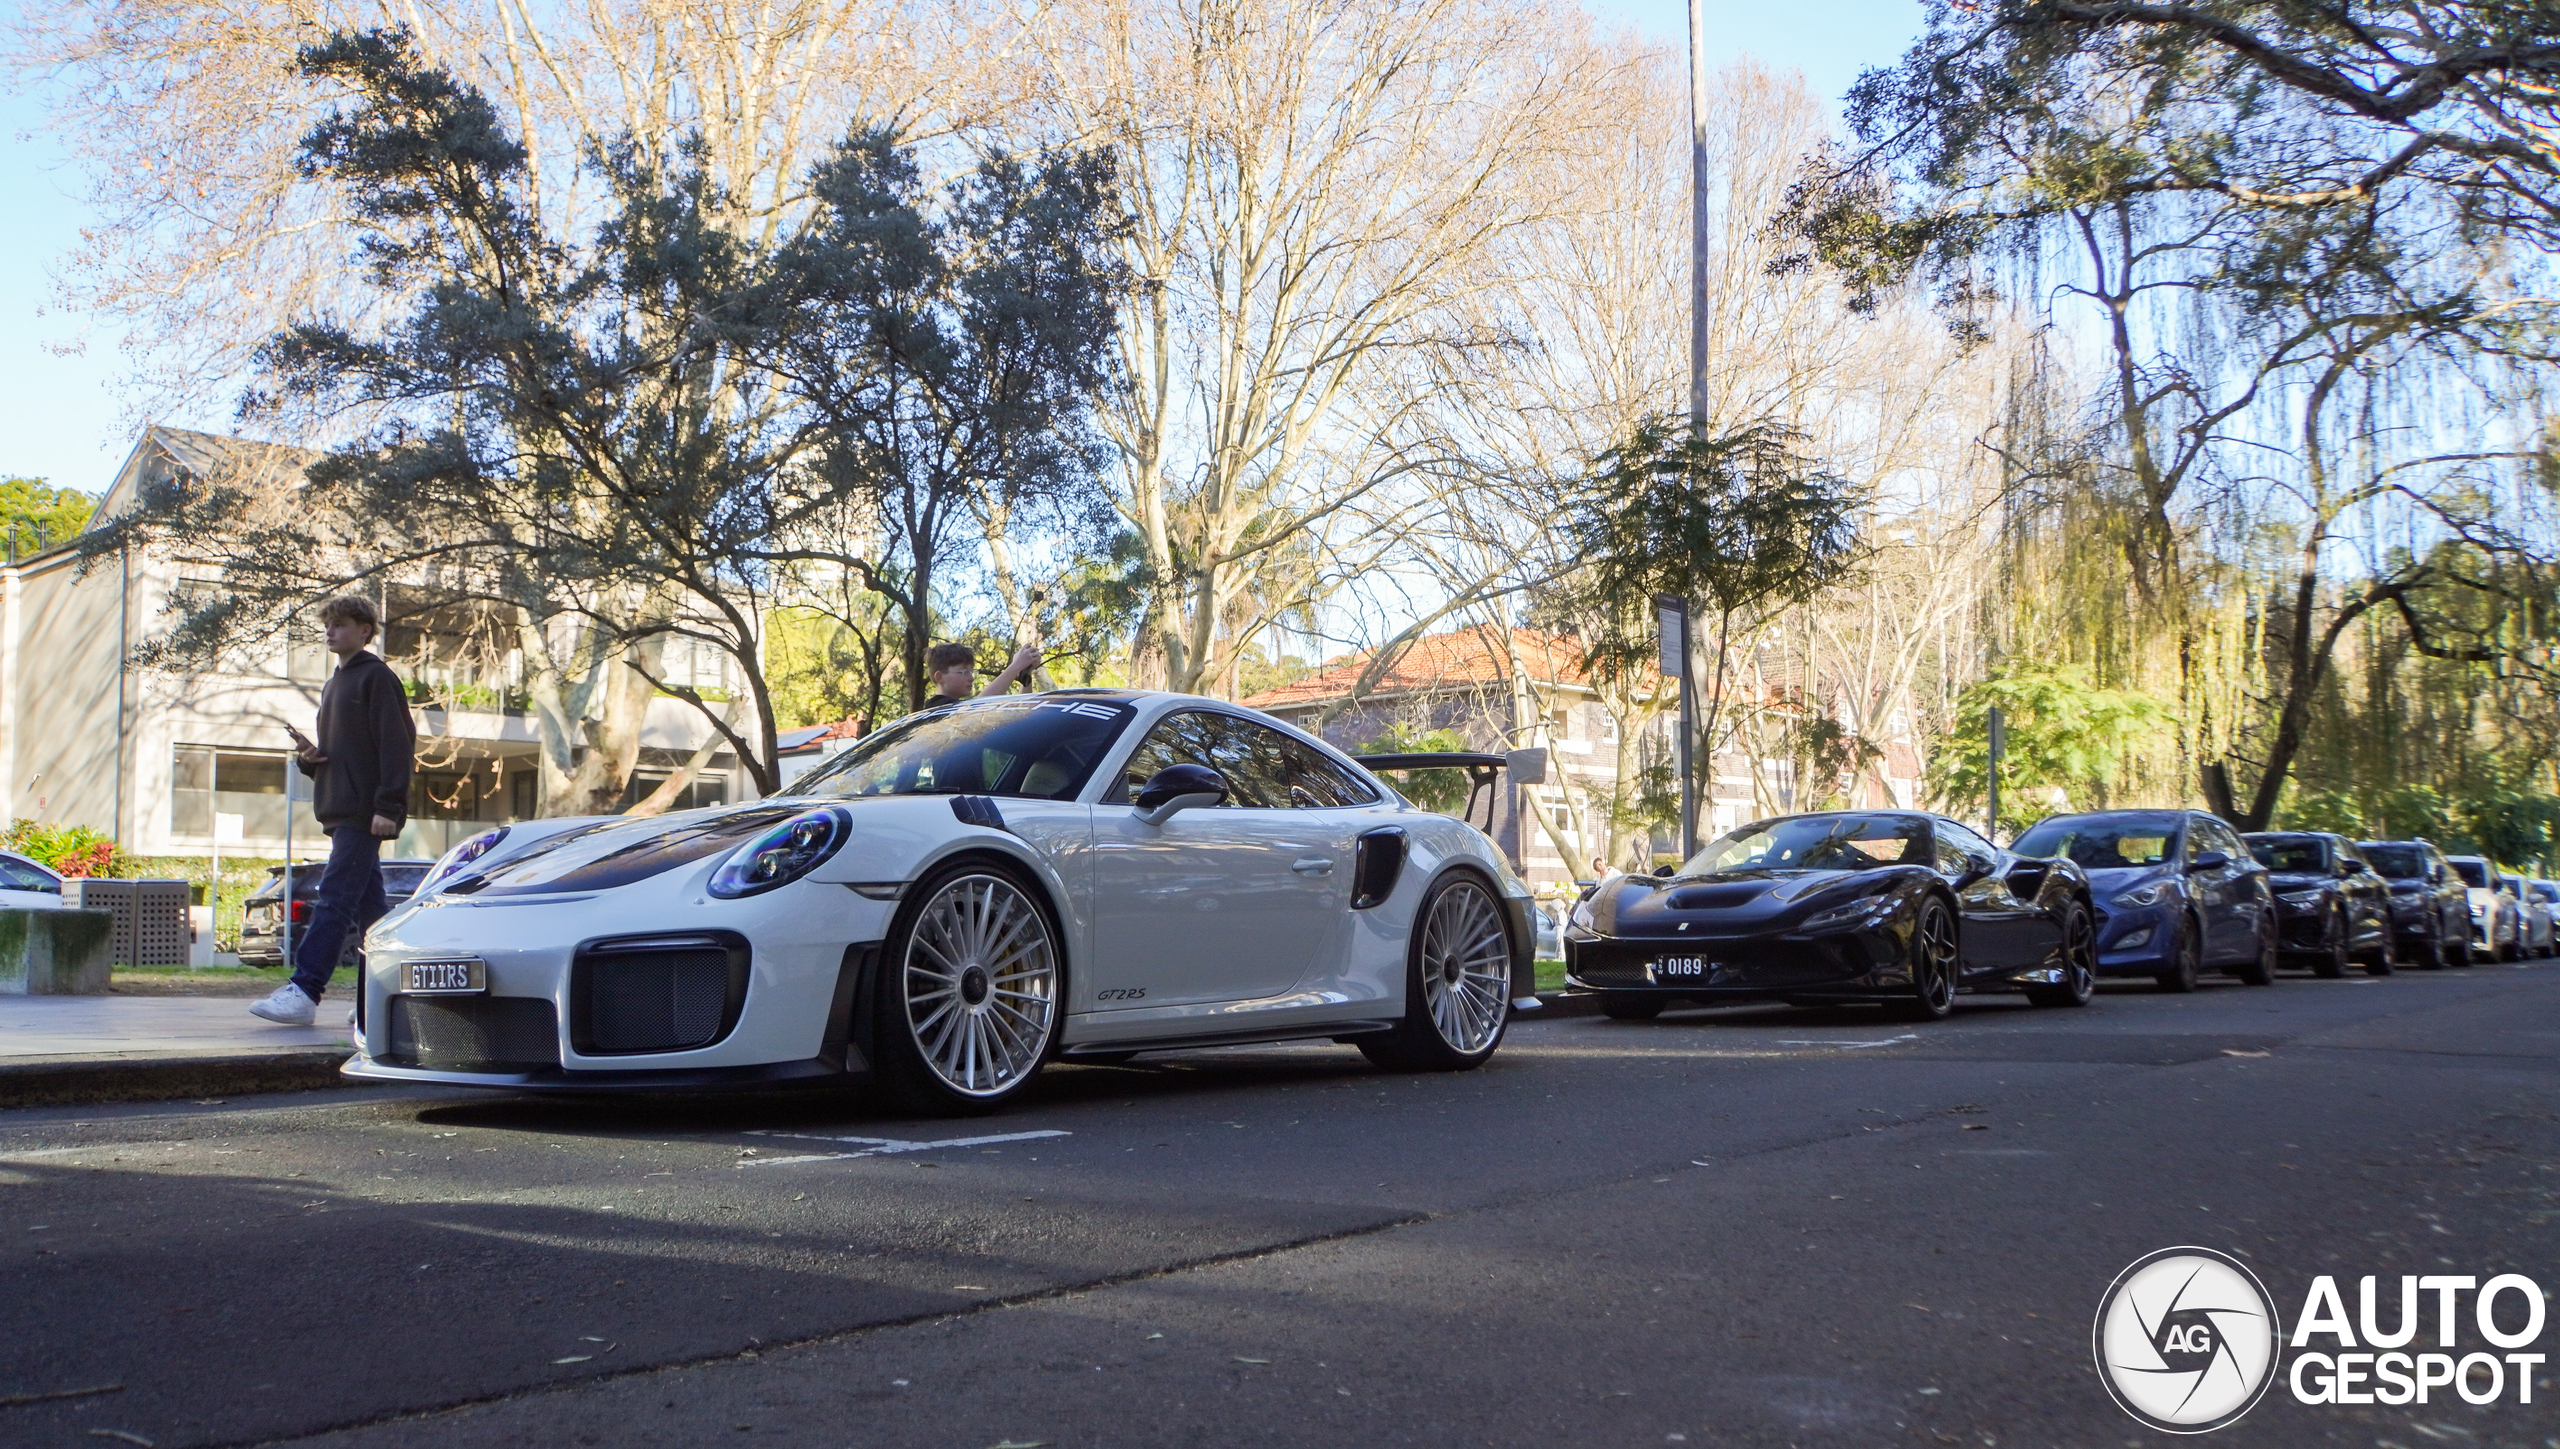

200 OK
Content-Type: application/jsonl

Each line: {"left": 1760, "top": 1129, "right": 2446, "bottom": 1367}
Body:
{"left": 0, "top": 995, "right": 352, "bottom": 1108}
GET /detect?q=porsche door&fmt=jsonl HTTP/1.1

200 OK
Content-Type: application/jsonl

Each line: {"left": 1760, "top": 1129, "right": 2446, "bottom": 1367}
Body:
{"left": 1090, "top": 711, "right": 1354, "bottom": 1009}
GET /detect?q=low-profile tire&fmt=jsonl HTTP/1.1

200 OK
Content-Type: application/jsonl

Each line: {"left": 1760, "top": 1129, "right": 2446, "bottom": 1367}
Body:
{"left": 2155, "top": 915, "right": 2202, "bottom": 993}
{"left": 2025, "top": 900, "right": 2097, "bottom": 1008}
{"left": 2310, "top": 912, "right": 2349, "bottom": 979}
{"left": 2235, "top": 911, "right": 2278, "bottom": 986}
{"left": 871, "top": 860, "right": 1063, "bottom": 1117}
{"left": 1359, "top": 873, "right": 1513, "bottom": 1071}
{"left": 1600, "top": 997, "right": 1666, "bottom": 1021}
{"left": 1888, "top": 896, "right": 1959, "bottom": 1022}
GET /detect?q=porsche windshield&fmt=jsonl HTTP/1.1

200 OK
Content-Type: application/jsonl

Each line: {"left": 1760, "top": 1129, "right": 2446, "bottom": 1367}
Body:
{"left": 792, "top": 697, "right": 1136, "bottom": 801}
{"left": 1680, "top": 813, "right": 1929, "bottom": 875}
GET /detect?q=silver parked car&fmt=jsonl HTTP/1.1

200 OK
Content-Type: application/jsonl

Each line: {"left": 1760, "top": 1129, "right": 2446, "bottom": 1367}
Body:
{"left": 2508, "top": 876, "right": 2556, "bottom": 959}
{"left": 2446, "top": 856, "right": 2521, "bottom": 961}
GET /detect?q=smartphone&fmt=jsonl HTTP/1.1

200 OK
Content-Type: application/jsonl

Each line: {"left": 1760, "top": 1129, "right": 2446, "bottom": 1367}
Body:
{"left": 285, "top": 725, "right": 316, "bottom": 752}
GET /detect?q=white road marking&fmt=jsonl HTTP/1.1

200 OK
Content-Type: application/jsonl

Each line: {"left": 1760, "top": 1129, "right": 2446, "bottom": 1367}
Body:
{"left": 1773, "top": 1034, "right": 1919, "bottom": 1050}
{"left": 736, "top": 1129, "right": 1070, "bottom": 1168}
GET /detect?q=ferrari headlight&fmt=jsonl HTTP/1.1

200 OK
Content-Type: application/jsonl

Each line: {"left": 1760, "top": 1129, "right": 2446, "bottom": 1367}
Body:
{"left": 2113, "top": 883, "right": 2169, "bottom": 908}
{"left": 709, "top": 807, "right": 851, "bottom": 898}
{"left": 1801, "top": 894, "right": 1898, "bottom": 932}
{"left": 1567, "top": 895, "right": 1597, "bottom": 933}
{"left": 420, "top": 826, "right": 508, "bottom": 894}
{"left": 2276, "top": 889, "right": 2324, "bottom": 907}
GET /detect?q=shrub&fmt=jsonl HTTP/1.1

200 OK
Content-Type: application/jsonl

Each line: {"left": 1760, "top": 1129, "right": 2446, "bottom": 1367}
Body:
{"left": 0, "top": 820, "right": 119, "bottom": 876}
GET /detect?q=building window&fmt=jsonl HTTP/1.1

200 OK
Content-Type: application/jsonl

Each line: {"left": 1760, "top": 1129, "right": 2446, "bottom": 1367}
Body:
{"left": 171, "top": 746, "right": 320, "bottom": 840}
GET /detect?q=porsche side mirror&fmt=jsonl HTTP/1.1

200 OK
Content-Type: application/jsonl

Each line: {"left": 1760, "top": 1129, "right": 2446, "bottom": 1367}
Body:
{"left": 2191, "top": 850, "right": 2230, "bottom": 871}
{"left": 1133, "top": 763, "right": 1229, "bottom": 825}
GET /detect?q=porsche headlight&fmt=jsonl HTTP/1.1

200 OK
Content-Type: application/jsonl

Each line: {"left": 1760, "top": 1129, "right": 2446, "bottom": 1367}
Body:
{"left": 1801, "top": 894, "right": 1898, "bottom": 932}
{"left": 709, "top": 807, "right": 852, "bottom": 898}
{"left": 420, "top": 826, "right": 509, "bottom": 894}
{"left": 2113, "top": 882, "right": 2169, "bottom": 908}
{"left": 2276, "top": 889, "right": 2324, "bottom": 907}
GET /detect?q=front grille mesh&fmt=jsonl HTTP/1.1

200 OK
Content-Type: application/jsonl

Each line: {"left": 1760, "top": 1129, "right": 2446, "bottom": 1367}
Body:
{"left": 586, "top": 949, "right": 732, "bottom": 1052}
{"left": 386, "top": 996, "right": 559, "bottom": 1071}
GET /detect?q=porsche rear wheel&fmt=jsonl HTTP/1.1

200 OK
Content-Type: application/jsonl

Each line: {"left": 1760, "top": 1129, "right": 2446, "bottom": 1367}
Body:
{"left": 2025, "top": 900, "right": 2096, "bottom": 1008}
{"left": 1889, "top": 897, "right": 1958, "bottom": 1022}
{"left": 1360, "top": 873, "right": 1511, "bottom": 1072}
{"left": 874, "top": 863, "right": 1061, "bottom": 1116}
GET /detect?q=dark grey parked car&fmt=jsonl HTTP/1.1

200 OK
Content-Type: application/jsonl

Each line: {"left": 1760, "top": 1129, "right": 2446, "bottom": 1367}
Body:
{"left": 237, "top": 859, "right": 436, "bottom": 966}
{"left": 2243, "top": 831, "right": 2395, "bottom": 976}
{"left": 2357, "top": 839, "right": 2471, "bottom": 969}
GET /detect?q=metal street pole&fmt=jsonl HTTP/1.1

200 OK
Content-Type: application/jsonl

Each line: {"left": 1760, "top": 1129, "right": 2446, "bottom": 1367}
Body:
{"left": 1687, "top": 0, "right": 1711, "bottom": 425}
{"left": 1986, "top": 704, "right": 2005, "bottom": 841}
{"left": 1657, "top": 595, "right": 1695, "bottom": 861}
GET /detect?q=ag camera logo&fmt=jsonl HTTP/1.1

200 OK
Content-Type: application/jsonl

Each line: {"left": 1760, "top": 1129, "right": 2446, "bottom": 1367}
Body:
{"left": 2093, "top": 1246, "right": 2282, "bottom": 1433}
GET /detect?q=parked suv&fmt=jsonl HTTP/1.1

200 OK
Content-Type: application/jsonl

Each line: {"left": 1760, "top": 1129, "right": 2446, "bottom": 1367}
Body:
{"left": 2244, "top": 831, "right": 2394, "bottom": 976}
{"left": 237, "top": 859, "right": 436, "bottom": 966}
{"left": 2009, "top": 809, "right": 2276, "bottom": 990}
{"left": 2357, "top": 839, "right": 2471, "bottom": 968}
{"left": 2444, "top": 856, "right": 2520, "bottom": 961}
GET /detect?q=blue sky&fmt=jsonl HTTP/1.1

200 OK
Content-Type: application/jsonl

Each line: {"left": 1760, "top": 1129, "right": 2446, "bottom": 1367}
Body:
{"left": 0, "top": 0, "right": 1928, "bottom": 494}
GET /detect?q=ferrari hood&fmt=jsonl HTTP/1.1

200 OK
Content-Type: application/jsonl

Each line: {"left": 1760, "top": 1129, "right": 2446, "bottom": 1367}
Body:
{"left": 1587, "top": 870, "right": 1865, "bottom": 935}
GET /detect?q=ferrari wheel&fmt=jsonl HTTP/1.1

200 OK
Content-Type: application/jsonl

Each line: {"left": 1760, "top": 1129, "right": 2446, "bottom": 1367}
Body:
{"left": 1361, "top": 874, "right": 1511, "bottom": 1071}
{"left": 875, "top": 863, "right": 1061, "bottom": 1115}
{"left": 2025, "top": 900, "right": 2096, "bottom": 1008}
{"left": 1889, "top": 897, "right": 1958, "bottom": 1022}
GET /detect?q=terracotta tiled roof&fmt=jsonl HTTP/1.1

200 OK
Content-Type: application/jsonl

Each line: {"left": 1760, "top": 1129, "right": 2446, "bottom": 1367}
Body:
{"left": 1243, "top": 626, "right": 1617, "bottom": 710}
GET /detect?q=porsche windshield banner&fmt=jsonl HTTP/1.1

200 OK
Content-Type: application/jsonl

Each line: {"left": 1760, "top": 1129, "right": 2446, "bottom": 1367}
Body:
{"left": 2094, "top": 1246, "right": 2548, "bottom": 1432}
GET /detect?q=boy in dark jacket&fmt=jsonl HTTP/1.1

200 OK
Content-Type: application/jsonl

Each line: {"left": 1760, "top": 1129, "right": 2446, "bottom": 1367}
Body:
{"left": 250, "top": 595, "right": 416, "bottom": 1025}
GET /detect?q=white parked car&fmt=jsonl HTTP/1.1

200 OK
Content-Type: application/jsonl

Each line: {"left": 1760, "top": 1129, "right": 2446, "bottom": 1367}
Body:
{"left": 2446, "top": 856, "right": 2519, "bottom": 960}
{"left": 347, "top": 691, "right": 1539, "bottom": 1112}
{"left": 2508, "top": 875, "right": 2555, "bottom": 959}
{"left": 0, "top": 850, "right": 64, "bottom": 909}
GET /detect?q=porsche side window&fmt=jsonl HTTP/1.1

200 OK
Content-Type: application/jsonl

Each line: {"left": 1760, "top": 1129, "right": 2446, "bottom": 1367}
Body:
{"left": 796, "top": 696, "right": 1134, "bottom": 802}
{"left": 1206, "top": 717, "right": 1295, "bottom": 809}
{"left": 1121, "top": 712, "right": 1234, "bottom": 804}
{"left": 1279, "top": 738, "right": 1378, "bottom": 808}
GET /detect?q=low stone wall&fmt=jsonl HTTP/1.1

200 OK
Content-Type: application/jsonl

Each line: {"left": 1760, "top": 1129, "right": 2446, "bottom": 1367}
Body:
{"left": 0, "top": 909, "right": 115, "bottom": 995}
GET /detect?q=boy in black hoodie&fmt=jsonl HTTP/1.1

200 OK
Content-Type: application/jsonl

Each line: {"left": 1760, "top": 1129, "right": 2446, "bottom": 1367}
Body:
{"left": 250, "top": 595, "right": 416, "bottom": 1025}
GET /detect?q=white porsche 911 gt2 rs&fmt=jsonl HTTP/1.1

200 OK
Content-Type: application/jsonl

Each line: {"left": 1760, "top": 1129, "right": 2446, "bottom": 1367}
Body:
{"left": 345, "top": 690, "right": 1539, "bottom": 1113}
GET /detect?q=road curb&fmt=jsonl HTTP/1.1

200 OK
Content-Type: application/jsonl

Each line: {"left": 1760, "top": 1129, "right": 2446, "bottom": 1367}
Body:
{"left": 0, "top": 1049, "right": 351, "bottom": 1109}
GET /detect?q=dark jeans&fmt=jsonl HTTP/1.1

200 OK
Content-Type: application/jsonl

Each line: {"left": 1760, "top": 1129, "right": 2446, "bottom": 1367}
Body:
{"left": 290, "top": 826, "right": 388, "bottom": 1003}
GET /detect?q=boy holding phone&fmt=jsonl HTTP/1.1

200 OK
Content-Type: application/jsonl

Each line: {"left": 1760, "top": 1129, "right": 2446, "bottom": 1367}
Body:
{"left": 250, "top": 596, "right": 416, "bottom": 1025}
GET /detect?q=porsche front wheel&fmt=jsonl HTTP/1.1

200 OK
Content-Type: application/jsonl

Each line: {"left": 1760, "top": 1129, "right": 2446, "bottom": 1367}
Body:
{"left": 1361, "top": 874, "right": 1512, "bottom": 1072}
{"left": 874, "top": 863, "right": 1061, "bottom": 1116}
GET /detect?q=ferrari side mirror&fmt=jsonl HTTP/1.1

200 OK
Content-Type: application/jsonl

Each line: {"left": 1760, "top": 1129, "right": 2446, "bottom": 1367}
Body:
{"left": 1134, "top": 763, "right": 1229, "bottom": 825}
{"left": 1652, "top": 864, "right": 1674, "bottom": 878}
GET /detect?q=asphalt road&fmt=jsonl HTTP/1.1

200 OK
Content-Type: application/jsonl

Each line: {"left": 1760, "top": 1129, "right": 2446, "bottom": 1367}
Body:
{"left": 2, "top": 962, "right": 2555, "bottom": 1449}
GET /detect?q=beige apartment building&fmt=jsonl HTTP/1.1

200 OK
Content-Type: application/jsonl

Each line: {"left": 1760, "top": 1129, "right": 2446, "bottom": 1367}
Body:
{"left": 0, "top": 427, "right": 746, "bottom": 860}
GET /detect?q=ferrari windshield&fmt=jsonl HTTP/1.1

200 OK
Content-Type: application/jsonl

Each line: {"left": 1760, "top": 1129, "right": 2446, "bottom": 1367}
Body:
{"left": 1679, "top": 813, "right": 1930, "bottom": 875}
{"left": 2011, "top": 814, "right": 2181, "bottom": 870}
{"left": 792, "top": 696, "right": 1135, "bottom": 801}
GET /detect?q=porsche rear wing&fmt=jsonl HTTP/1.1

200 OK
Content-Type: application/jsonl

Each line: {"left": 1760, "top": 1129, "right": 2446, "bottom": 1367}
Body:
{"left": 1352, "top": 749, "right": 1548, "bottom": 834}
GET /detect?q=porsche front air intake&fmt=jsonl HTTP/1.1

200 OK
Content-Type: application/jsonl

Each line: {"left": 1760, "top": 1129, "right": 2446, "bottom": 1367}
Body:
{"left": 571, "top": 932, "right": 751, "bottom": 1054}
{"left": 385, "top": 997, "right": 560, "bottom": 1071}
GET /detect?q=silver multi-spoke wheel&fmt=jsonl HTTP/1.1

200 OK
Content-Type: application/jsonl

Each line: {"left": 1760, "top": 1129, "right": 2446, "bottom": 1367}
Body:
{"left": 900, "top": 873, "right": 1058, "bottom": 1098}
{"left": 1419, "top": 878, "right": 1511, "bottom": 1054}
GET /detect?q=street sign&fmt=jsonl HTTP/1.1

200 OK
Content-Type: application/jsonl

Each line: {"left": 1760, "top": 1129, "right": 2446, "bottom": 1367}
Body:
{"left": 1654, "top": 595, "right": 1685, "bottom": 680}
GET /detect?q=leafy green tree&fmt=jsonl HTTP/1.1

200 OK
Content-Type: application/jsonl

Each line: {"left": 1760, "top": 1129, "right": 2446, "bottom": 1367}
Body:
{"left": 1565, "top": 415, "right": 1865, "bottom": 817}
{"left": 0, "top": 479, "right": 96, "bottom": 555}
{"left": 1929, "top": 663, "right": 2172, "bottom": 835}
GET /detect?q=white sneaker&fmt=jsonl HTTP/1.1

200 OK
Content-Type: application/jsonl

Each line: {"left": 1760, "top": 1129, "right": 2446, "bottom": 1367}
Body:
{"left": 249, "top": 982, "right": 318, "bottom": 1026}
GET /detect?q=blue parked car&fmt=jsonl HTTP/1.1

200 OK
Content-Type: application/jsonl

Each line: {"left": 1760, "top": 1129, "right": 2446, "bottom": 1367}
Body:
{"left": 2007, "top": 810, "right": 2276, "bottom": 991}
